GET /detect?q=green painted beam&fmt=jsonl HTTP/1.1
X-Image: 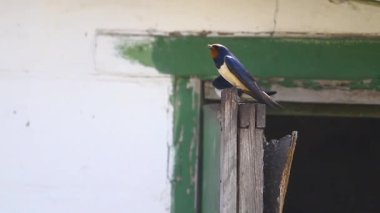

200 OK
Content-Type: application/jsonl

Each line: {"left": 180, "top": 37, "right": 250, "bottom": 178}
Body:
{"left": 171, "top": 77, "right": 201, "bottom": 213}
{"left": 120, "top": 36, "right": 380, "bottom": 90}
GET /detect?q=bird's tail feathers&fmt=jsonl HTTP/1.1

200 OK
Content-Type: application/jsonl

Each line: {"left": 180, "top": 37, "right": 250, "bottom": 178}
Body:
{"left": 260, "top": 92, "right": 283, "bottom": 109}
{"left": 264, "top": 90, "right": 277, "bottom": 96}
{"left": 246, "top": 90, "right": 282, "bottom": 109}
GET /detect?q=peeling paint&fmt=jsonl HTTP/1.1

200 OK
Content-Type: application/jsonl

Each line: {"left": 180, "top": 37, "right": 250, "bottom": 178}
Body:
{"left": 117, "top": 35, "right": 380, "bottom": 92}
{"left": 98, "top": 29, "right": 380, "bottom": 38}
{"left": 186, "top": 78, "right": 201, "bottom": 95}
{"left": 117, "top": 37, "right": 156, "bottom": 67}
{"left": 186, "top": 78, "right": 201, "bottom": 110}
{"left": 329, "top": 0, "right": 380, "bottom": 6}
{"left": 188, "top": 128, "right": 196, "bottom": 161}
{"left": 178, "top": 127, "right": 184, "bottom": 144}
{"left": 362, "top": 79, "right": 372, "bottom": 84}
{"left": 171, "top": 78, "right": 201, "bottom": 213}
{"left": 313, "top": 79, "right": 351, "bottom": 89}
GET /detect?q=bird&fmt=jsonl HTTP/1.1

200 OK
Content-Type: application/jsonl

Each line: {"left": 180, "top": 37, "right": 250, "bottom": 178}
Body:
{"left": 208, "top": 44, "right": 282, "bottom": 109}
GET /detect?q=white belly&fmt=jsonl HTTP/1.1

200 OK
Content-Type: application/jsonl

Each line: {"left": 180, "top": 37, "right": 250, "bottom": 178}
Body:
{"left": 218, "top": 63, "right": 249, "bottom": 91}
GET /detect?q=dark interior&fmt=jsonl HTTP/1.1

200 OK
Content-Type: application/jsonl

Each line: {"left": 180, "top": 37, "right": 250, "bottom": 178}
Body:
{"left": 266, "top": 115, "right": 380, "bottom": 213}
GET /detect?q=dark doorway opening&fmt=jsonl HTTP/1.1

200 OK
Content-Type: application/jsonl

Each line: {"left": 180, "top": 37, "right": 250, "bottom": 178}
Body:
{"left": 266, "top": 115, "right": 380, "bottom": 213}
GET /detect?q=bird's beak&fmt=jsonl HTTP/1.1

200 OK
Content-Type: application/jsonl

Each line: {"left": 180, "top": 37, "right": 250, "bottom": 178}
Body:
{"left": 208, "top": 44, "right": 213, "bottom": 49}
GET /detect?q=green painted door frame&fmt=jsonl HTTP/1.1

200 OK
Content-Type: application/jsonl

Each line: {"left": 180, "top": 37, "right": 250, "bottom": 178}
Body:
{"left": 171, "top": 77, "right": 202, "bottom": 213}
{"left": 119, "top": 35, "right": 380, "bottom": 213}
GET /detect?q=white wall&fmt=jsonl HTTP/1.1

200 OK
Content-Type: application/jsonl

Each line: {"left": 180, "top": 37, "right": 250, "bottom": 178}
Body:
{"left": 0, "top": 0, "right": 177, "bottom": 212}
{"left": 0, "top": 0, "right": 379, "bottom": 212}
{"left": 0, "top": 74, "right": 172, "bottom": 213}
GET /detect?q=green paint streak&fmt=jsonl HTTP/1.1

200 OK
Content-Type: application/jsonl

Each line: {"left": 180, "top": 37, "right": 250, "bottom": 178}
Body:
{"left": 268, "top": 102, "right": 380, "bottom": 118}
{"left": 118, "top": 42, "right": 155, "bottom": 67}
{"left": 171, "top": 77, "right": 200, "bottom": 213}
{"left": 350, "top": 78, "right": 380, "bottom": 90}
{"left": 120, "top": 36, "right": 380, "bottom": 90}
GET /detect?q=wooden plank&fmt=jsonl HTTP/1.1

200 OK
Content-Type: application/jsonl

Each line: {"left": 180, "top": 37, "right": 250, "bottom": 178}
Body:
{"left": 256, "top": 104, "right": 266, "bottom": 129}
{"left": 238, "top": 104, "right": 264, "bottom": 213}
{"left": 254, "top": 105, "right": 265, "bottom": 213}
{"left": 278, "top": 131, "right": 298, "bottom": 213}
{"left": 263, "top": 131, "right": 298, "bottom": 213}
{"left": 254, "top": 127, "right": 265, "bottom": 213}
{"left": 204, "top": 80, "right": 380, "bottom": 106}
{"left": 220, "top": 88, "right": 239, "bottom": 213}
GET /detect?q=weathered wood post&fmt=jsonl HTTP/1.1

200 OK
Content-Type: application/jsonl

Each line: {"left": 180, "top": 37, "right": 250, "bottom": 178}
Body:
{"left": 220, "top": 88, "right": 297, "bottom": 213}
{"left": 220, "top": 87, "right": 239, "bottom": 213}
{"left": 238, "top": 101, "right": 265, "bottom": 212}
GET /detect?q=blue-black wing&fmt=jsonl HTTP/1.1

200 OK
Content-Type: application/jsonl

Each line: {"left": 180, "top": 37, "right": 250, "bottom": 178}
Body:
{"left": 224, "top": 55, "right": 281, "bottom": 109}
{"left": 213, "top": 75, "right": 245, "bottom": 96}
{"left": 212, "top": 75, "right": 233, "bottom": 89}
{"left": 212, "top": 73, "right": 276, "bottom": 98}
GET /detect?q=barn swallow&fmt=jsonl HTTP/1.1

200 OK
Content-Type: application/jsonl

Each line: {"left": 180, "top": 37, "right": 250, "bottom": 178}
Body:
{"left": 208, "top": 44, "right": 281, "bottom": 109}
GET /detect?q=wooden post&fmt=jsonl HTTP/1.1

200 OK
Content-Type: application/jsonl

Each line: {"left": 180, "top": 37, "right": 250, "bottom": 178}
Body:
{"left": 238, "top": 103, "right": 264, "bottom": 213}
{"left": 220, "top": 88, "right": 297, "bottom": 213}
{"left": 220, "top": 88, "right": 239, "bottom": 213}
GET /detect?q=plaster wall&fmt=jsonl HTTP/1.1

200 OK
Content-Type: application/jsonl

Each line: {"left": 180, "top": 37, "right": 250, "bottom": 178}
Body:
{"left": 0, "top": 0, "right": 378, "bottom": 212}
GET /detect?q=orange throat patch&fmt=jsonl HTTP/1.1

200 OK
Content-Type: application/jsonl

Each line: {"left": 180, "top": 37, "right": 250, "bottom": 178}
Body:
{"left": 210, "top": 48, "right": 218, "bottom": 59}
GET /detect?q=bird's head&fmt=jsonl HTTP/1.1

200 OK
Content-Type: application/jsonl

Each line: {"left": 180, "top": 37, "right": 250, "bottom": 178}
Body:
{"left": 208, "top": 44, "right": 230, "bottom": 58}
{"left": 208, "top": 44, "right": 230, "bottom": 68}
